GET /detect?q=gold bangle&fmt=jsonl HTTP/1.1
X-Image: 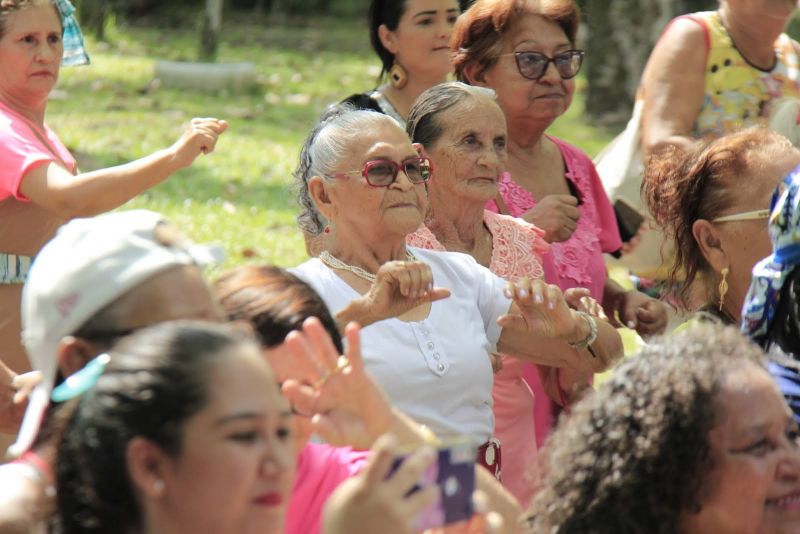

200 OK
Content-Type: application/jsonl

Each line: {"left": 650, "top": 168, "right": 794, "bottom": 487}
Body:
{"left": 418, "top": 424, "right": 441, "bottom": 445}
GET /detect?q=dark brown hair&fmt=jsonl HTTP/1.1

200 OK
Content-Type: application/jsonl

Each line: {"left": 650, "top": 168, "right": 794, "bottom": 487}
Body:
{"left": 452, "top": 0, "right": 581, "bottom": 82}
{"left": 642, "top": 127, "right": 792, "bottom": 308}
{"left": 526, "top": 325, "right": 766, "bottom": 533}
{"left": 213, "top": 265, "right": 343, "bottom": 353}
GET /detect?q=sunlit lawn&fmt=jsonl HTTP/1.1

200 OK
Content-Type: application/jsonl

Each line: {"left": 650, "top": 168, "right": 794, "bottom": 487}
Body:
{"left": 47, "top": 13, "right": 615, "bottom": 274}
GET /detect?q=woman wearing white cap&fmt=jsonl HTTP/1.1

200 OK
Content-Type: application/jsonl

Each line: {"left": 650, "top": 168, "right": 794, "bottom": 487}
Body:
{"left": 0, "top": 210, "right": 222, "bottom": 533}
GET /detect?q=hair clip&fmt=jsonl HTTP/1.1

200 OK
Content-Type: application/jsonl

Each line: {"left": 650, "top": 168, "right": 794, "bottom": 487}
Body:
{"left": 51, "top": 353, "right": 111, "bottom": 402}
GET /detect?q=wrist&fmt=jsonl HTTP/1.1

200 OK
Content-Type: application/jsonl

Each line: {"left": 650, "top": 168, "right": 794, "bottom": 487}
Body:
{"left": 567, "top": 311, "right": 598, "bottom": 351}
{"left": 338, "top": 297, "right": 377, "bottom": 329}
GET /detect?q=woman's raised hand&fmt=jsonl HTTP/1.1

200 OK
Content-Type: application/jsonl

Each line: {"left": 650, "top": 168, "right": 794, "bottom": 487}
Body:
{"left": 563, "top": 287, "right": 605, "bottom": 319}
{"left": 323, "top": 435, "right": 438, "bottom": 534}
{"left": 363, "top": 260, "right": 451, "bottom": 322}
{"left": 280, "top": 318, "right": 393, "bottom": 450}
{"left": 521, "top": 194, "right": 581, "bottom": 243}
{"left": 497, "top": 278, "right": 586, "bottom": 343}
{"left": 169, "top": 117, "right": 229, "bottom": 168}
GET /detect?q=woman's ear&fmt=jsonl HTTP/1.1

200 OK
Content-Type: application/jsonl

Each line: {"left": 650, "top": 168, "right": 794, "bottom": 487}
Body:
{"left": 127, "top": 437, "right": 171, "bottom": 501}
{"left": 413, "top": 142, "right": 428, "bottom": 158}
{"left": 463, "top": 62, "right": 488, "bottom": 87}
{"left": 57, "top": 337, "right": 100, "bottom": 378}
{"left": 308, "top": 176, "right": 337, "bottom": 221}
{"left": 378, "top": 24, "right": 399, "bottom": 55}
{"left": 692, "top": 219, "right": 728, "bottom": 274}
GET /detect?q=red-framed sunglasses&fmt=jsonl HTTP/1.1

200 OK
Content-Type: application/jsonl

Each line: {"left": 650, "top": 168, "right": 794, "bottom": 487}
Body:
{"left": 326, "top": 157, "right": 433, "bottom": 188}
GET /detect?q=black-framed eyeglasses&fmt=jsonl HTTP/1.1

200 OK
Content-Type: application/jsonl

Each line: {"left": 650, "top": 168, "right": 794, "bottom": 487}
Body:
{"left": 326, "top": 157, "right": 433, "bottom": 188}
{"left": 501, "top": 49, "right": 585, "bottom": 81}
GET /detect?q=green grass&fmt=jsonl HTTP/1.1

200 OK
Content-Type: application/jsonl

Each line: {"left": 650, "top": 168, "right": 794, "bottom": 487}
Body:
{"left": 47, "top": 13, "right": 615, "bottom": 273}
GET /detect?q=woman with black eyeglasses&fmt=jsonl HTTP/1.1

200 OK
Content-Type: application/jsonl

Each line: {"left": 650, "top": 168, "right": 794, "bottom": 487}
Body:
{"left": 452, "top": 0, "right": 668, "bottom": 447}
{"left": 291, "top": 105, "right": 623, "bottom": 484}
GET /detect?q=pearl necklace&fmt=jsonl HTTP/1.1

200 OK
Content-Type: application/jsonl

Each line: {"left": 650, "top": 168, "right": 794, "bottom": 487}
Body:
{"left": 318, "top": 250, "right": 416, "bottom": 283}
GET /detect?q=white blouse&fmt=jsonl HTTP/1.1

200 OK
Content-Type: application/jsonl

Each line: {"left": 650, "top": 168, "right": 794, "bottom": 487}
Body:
{"left": 291, "top": 247, "right": 511, "bottom": 446}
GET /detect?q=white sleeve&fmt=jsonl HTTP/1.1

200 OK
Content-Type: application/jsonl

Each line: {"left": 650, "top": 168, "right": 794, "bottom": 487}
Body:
{"left": 473, "top": 261, "right": 512, "bottom": 349}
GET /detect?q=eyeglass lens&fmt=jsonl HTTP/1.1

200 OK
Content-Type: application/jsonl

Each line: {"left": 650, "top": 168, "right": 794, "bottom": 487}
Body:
{"left": 515, "top": 50, "right": 583, "bottom": 81}
{"left": 365, "top": 159, "right": 431, "bottom": 186}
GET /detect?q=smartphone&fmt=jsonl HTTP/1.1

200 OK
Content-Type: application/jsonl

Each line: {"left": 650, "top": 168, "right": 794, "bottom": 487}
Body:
{"left": 390, "top": 440, "right": 476, "bottom": 531}
{"left": 614, "top": 197, "right": 645, "bottom": 243}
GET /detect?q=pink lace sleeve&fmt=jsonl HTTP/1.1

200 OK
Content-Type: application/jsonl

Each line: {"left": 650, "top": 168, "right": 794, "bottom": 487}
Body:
{"left": 484, "top": 210, "right": 548, "bottom": 281}
{"left": 406, "top": 225, "right": 446, "bottom": 251}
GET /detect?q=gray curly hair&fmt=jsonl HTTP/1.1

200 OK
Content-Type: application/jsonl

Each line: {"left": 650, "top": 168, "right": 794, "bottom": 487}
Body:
{"left": 293, "top": 105, "right": 404, "bottom": 235}
{"left": 526, "top": 324, "right": 767, "bottom": 534}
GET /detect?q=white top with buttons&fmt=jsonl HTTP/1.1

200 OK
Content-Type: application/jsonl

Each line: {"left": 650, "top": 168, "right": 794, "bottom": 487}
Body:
{"left": 292, "top": 247, "right": 511, "bottom": 446}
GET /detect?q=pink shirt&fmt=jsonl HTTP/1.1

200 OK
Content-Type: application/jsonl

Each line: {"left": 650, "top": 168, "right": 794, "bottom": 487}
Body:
{"left": 285, "top": 443, "right": 369, "bottom": 534}
{"left": 0, "top": 100, "right": 76, "bottom": 201}
{"left": 486, "top": 136, "right": 622, "bottom": 448}
{"left": 408, "top": 210, "right": 550, "bottom": 507}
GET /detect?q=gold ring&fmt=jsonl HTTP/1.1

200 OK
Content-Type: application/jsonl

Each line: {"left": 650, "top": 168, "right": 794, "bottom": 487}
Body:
{"left": 315, "top": 356, "right": 350, "bottom": 388}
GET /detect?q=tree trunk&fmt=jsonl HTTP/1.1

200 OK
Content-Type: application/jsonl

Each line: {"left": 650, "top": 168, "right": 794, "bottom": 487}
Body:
{"left": 75, "top": 0, "right": 109, "bottom": 41}
{"left": 199, "top": 0, "right": 224, "bottom": 62}
{"left": 584, "top": 0, "right": 715, "bottom": 125}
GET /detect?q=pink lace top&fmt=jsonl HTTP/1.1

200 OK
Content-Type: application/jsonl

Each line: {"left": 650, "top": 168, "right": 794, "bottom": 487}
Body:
{"left": 408, "top": 210, "right": 549, "bottom": 507}
{"left": 407, "top": 210, "right": 549, "bottom": 281}
{"left": 486, "top": 136, "right": 622, "bottom": 301}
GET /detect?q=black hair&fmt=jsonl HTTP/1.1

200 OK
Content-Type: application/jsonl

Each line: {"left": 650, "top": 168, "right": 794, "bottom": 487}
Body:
{"left": 54, "top": 321, "right": 260, "bottom": 534}
{"left": 369, "top": 0, "right": 407, "bottom": 78}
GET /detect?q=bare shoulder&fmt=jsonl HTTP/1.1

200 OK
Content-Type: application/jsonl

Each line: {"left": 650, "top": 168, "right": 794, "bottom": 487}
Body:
{"left": 0, "top": 466, "right": 51, "bottom": 533}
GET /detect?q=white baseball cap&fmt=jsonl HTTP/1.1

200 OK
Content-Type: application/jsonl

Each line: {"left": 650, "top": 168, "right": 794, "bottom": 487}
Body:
{"left": 8, "top": 210, "right": 223, "bottom": 458}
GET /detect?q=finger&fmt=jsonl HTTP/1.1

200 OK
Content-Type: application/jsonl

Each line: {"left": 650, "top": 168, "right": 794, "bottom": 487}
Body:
{"left": 545, "top": 283, "right": 562, "bottom": 311}
{"left": 562, "top": 205, "right": 581, "bottom": 221}
{"left": 554, "top": 194, "right": 579, "bottom": 206}
{"left": 418, "top": 263, "right": 434, "bottom": 296}
{"left": 406, "top": 263, "right": 424, "bottom": 299}
{"left": 400, "top": 485, "right": 439, "bottom": 520}
{"left": 281, "top": 380, "right": 318, "bottom": 415}
{"left": 528, "top": 278, "right": 546, "bottom": 306}
{"left": 343, "top": 322, "right": 364, "bottom": 372}
{"left": 303, "top": 317, "right": 340, "bottom": 371}
{"left": 426, "top": 287, "right": 451, "bottom": 302}
{"left": 284, "top": 330, "right": 326, "bottom": 383}
{"left": 385, "top": 445, "right": 436, "bottom": 496}
{"left": 363, "top": 435, "right": 399, "bottom": 487}
{"left": 392, "top": 263, "right": 414, "bottom": 298}
{"left": 310, "top": 413, "right": 345, "bottom": 446}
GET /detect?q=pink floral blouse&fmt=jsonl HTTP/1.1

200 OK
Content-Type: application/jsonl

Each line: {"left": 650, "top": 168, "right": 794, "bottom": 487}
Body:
{"left": 408, "top": 210, "right": 550, "bottom": 507}
{"left": 486, "top": 136, "right": 622, "bottom": 301}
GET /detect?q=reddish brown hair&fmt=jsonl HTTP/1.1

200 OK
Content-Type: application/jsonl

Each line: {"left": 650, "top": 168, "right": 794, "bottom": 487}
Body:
{"left": 642, "top": 127, "right": 792, "bottom": 307}
{"left": 451, "top": 0, "right": 581, "bottom": 82}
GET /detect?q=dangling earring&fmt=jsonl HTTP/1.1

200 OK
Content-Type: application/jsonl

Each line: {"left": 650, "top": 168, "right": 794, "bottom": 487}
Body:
{"left": 389, "top": 62, "right": 408, "bottom": 89}
{"left": 718, "top": 267, "right": 729, "bottom": 312}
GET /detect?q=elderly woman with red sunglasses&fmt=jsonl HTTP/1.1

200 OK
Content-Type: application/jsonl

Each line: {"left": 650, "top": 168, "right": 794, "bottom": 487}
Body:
{"left": 452, "top": 0, "right": 668, "bottom": 445}
{"left": 291, "top": 105, "right": 623, "bottom": 480}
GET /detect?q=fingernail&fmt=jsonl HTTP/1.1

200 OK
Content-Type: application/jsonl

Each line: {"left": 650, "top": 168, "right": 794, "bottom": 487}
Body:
{"left": 534, "top": 293, "right": 543, "bottom": 304}
{"left": 504, "top": 288, "right": 512, "bottom": 298}
{"left": 627, "top": 320, "right": 636, "bottom": 328}
{"left": 518, "top": 289, "right": 528, "bottom": 298}
{"left": 548, "top": 301, "right": 556, "bottom": 310}
{"left": 427, "top": 282, "right": 433, "bottom": 292}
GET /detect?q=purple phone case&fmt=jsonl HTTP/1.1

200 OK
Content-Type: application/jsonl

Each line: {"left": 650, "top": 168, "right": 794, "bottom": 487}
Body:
{"left": 391, "top": 441, "right": 476, "bottom": 530}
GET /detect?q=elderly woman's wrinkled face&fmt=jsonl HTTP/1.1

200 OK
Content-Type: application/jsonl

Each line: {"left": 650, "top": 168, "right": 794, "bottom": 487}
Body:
{"left": 681, "top": 362, "right": 800, "bottom": 534}
{"left": 480, "top": 14, "right": 575, "bottom": 131}
{"left": 0, "top": 4, "right": 62, "bottom": 104}
{"left": 423, "top": 95, "right": 508, "bottom": 204}
{"left": 156, "top": 345, "right": 295, "bottom": 534}
{"left": 324, "top": 121, "right": 428, "bottom": 240}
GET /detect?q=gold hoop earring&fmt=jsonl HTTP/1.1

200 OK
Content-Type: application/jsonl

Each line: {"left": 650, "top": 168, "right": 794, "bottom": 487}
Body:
{"left": 389, "top": 62, "right": 408, "bottom": 89}
{"left": 718, "top": 267, "right": 729, "bottom": 312}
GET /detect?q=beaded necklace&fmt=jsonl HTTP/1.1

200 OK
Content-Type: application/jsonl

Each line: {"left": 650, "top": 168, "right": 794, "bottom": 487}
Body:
{"left": 318, "top": 249, "right": 416, "bottom": 283}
